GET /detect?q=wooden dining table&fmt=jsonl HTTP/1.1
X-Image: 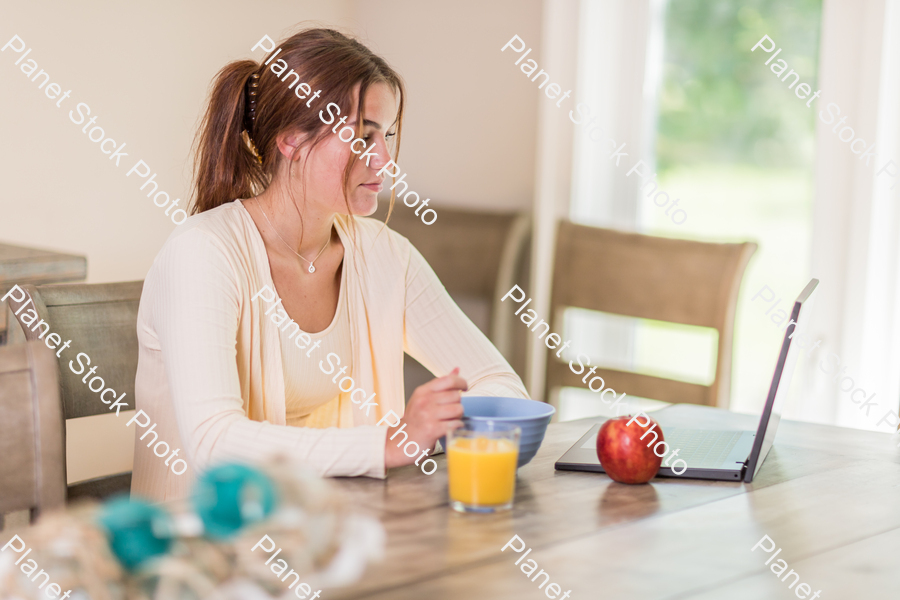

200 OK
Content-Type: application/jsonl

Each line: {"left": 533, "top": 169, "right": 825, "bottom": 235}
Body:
{"left": 324, "top": 404, "right": 900, "bottom": 600}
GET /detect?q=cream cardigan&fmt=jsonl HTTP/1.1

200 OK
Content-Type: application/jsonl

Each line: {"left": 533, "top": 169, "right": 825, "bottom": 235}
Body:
{"left": 132, "top": 200, "right": 529, "bottom": 501}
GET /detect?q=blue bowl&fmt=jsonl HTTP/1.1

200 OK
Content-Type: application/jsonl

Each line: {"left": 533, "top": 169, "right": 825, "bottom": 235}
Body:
{"left": 459, "top": 396, "right": 555, "bottom": 468}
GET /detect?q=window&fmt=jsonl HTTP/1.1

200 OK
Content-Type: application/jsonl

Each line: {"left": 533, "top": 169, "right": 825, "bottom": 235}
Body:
{"left": 562, "top": 0, "right": 823, "bottom": 419}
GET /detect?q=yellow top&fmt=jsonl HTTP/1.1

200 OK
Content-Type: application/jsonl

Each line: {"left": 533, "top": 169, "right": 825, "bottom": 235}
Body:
{"left": 279, "top": 249, "right": 352, "bottom": 427}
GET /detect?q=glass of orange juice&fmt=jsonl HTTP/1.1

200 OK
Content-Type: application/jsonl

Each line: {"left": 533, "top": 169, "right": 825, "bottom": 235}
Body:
{"left": 447, "top": 422, "right": 521, "bottom": 513}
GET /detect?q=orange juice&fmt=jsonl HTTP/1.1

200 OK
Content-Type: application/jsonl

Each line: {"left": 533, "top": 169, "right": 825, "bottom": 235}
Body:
{"left": 447, "top": 437, "right": 519, "bottom": 506}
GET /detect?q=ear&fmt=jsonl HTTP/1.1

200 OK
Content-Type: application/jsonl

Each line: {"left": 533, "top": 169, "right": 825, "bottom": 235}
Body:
{"left": 275, "top": 130, "right": 307, "bottom": 161}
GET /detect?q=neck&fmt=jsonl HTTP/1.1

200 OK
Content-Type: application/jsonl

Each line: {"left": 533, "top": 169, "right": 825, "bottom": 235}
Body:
{"left": 255, "top": 188, "right": 335, "bottom": 258}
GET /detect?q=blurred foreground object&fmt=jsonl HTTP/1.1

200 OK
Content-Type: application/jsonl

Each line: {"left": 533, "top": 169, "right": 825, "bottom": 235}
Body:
{"left": 0, "top": 457, "right": 384, "bottom": 600}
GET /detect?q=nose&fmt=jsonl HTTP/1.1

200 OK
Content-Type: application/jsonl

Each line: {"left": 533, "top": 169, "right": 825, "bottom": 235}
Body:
{"left": 366, "top": 136, "right": 392, "bottom": 171}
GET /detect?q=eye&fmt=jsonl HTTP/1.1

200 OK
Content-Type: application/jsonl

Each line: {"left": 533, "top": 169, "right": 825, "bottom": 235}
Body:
{"left": 362, "top": 132, "right": 396, "bottom": 143}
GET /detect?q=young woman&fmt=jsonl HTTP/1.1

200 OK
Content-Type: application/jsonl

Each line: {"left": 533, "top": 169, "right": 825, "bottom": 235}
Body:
{"left": 132, "top": 27, "right": 529, "bottom": 500}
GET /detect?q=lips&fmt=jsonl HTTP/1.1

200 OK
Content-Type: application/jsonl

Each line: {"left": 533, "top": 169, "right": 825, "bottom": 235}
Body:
{"left": 360, "top": 181, "right": 383, "bottom": 192}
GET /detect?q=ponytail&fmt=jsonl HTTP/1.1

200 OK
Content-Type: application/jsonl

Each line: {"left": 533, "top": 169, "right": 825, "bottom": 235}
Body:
{"left": 191, "top": 60, "right": 267, "bottom": 215}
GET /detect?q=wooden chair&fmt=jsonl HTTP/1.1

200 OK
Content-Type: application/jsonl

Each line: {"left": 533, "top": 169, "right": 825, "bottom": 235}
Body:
{"left": 373, "top": 202, "right": 531, "bottom": 388}
{"left": 9, "top": 281, "right": 143, "bottom": 500}
{"left": 0, "top": 341, "right": 66, "bottom": 527}
{"left": 545, "top": 221, "right": 757, "bottom": 409}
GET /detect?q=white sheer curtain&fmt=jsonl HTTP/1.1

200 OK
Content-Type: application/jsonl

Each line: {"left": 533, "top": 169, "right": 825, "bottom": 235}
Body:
{"left": 527, "top": 0, "right": 666, "bottom": 403}
{"left": 525, "top": 0, "right": 579, "bottom": 400}
{"left": 527, "top": 0, "right": 659, "bottom": 400}
{"left": 804, "top": 0, "right": 900, "bottom": 431}
{"left": 569, "top": 0, "right": 662, "bottom": 231}
{"left": 570, "top": 0, "right": 665, "bottom": 392}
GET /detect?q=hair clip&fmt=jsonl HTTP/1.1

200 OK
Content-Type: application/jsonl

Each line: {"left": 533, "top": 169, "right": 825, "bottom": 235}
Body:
{"left": 246, "top": 72, "right": 259, "bottom": 126}
{"left": 243, "top": 72, "right": 263, "bottom": 165}
{"left": 242, "top": 130, "right": 263, "bottom": 165}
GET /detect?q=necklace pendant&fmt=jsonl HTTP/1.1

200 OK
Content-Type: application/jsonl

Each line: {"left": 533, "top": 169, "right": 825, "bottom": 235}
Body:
{"left": 308, "top": 264, "right": 316, "bottom": 274}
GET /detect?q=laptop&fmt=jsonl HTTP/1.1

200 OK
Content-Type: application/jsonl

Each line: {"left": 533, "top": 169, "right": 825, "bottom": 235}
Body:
{"left": 555, "top": 279, "right": 818, "bottom": 483}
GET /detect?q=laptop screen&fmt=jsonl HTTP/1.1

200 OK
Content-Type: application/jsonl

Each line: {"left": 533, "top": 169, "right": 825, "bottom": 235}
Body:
{"left": 744, "top": 279, "right": 819, "bottom": 482}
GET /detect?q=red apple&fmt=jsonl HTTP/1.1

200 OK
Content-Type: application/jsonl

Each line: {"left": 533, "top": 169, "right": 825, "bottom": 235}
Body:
{"left": 596, "top": 415, "right": 663, "bottom": 484}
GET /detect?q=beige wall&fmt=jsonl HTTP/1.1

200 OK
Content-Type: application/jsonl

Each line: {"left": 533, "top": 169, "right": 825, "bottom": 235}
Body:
{"left": 355, "top": 0, "right": 541, "bottom": 212}
{"left": 0, "top": 1, "right": 542, "bottom": 482}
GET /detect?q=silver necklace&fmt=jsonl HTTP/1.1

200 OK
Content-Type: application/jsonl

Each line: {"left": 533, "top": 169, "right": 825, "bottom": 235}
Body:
{"left": 258, "top": 202, "right": 330, "bottom": 273}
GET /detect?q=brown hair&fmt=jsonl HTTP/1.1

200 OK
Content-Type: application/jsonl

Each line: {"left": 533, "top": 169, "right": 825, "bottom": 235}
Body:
{"left": 190, "top": 27, "right": 405, "bottom": 217}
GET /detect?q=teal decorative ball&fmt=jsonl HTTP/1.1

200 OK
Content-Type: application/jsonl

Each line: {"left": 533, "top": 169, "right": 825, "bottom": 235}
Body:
{"left": 193, "top": 463, "right": 277, "bottom": 539}
{"left": 96, "top": 497, "right": 173, "bottom": 570}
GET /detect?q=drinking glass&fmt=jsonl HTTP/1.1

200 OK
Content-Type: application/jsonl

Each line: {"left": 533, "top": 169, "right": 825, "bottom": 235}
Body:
{"left": 447, "top": 421, "right": 521, "bottom": 513}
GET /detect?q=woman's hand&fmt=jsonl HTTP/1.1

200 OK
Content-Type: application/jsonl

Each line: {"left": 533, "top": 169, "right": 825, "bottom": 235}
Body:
{"left": 384, "top": 367, "right": 468, "bottom": 469}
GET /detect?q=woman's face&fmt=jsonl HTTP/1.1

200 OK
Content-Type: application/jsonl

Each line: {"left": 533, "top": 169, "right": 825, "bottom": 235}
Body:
{"left": 290, "top": 82, "right": 399, "bottom": 217}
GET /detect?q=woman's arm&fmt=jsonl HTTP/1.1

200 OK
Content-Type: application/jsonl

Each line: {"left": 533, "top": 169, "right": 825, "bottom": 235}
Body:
{"left": 402, "top": 243, "right": 529, "bottom": 398}
{"left": 149, "top": 228, "right": 387, "bottom": 478}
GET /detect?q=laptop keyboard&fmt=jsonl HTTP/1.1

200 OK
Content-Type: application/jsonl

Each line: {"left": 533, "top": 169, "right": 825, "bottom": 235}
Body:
{"left": 663, "top": 429, "right": 744, "bottom": 469}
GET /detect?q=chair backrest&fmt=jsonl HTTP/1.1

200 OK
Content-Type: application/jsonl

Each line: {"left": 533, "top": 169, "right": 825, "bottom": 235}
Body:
{"left": 546, "top": 221, "right": 757, "bottom": 408}
{"left": 8, "top": 281, "right": 142, "bottom": 500}
{"left": 9, "top": 281, "right": 143, "bottom": 420}
{"left": 373, "top": 203, "right": 529, "bottom": 299}
{"left": 372, "top": 203, "right": 531, "bottom": 371}
{"left": 0, "top": 242, "right": 87, "bottom": 345}
{"left": 0, "top": 341, "right": 66, "bottom": 523}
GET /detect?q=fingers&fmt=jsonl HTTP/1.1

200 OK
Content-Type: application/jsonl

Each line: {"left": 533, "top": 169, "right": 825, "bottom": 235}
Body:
{"left": 426, "top": 372, "right": 469, "bottom": 393}
{"left": 411, "top": 368, "right": 467, "bottom": 399}
{"left": 433, "top": 389, "right": 463, "bottom": 405}
{"left": 434, "top": 399, "right": 465, "bottom": 421}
